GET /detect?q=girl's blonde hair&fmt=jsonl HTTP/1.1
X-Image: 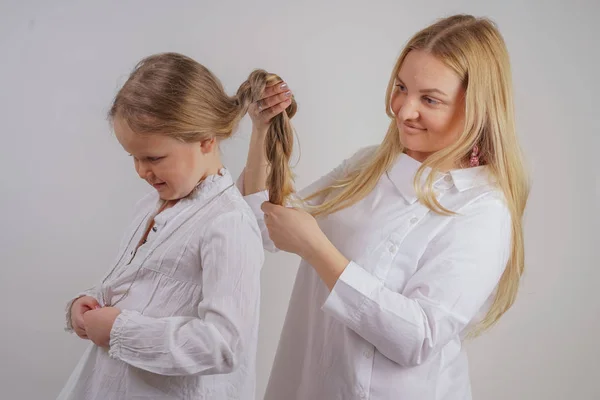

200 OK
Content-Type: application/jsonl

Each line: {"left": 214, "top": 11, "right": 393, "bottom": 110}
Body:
{"left": 306, "top": 15, "right": 529, "bottom": 334}
{"left": 109, "top": 52, "right": 296, "bottom": 205}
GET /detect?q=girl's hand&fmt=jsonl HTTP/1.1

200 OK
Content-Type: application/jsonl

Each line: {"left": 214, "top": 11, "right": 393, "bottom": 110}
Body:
{"left": 83, "top": 307, "right": 121, "bottom": 348}
{"left": 70, "top": 295, "right": 100, "bottom": 339}
{"left": 248, "top": 81, "right": 293, "bottom": 135}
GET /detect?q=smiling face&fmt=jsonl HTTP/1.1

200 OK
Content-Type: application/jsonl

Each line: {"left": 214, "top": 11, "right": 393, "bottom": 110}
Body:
{"left": 390, "top": 50, "right": 466, "bottom": 163}
{"left": 113, "top": 117, "right": 219, "bottom": 200}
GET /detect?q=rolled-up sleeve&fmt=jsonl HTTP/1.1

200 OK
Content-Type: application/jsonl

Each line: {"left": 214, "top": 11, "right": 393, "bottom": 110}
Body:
{"left": 108, "top": 211, "right": 264, "bottom": 376}
{"left": 322, "top": 194, "right": 512, "bottom": 367}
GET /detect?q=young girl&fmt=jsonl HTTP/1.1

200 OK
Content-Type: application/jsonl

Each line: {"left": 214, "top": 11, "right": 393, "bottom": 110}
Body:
{"left": 59, "top": 53, "right": 296, "bottom": 400}
{"left": 242, "top": 15, "right": 529, "bottom": 399}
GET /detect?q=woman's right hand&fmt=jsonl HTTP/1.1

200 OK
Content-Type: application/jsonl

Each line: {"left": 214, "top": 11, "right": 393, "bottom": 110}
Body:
{"left": 248, "top": 81, "right": 293, "bottom": 135}
{"left": 70, "top": 295, "right": 100, "bottom": 339}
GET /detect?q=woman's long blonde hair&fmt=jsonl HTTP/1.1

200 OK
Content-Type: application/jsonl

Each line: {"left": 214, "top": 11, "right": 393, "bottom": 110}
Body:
{"left": 109, "top": 52, "right": 296, "bottom": 205}
{"left": 306, "top": 15, "right": 529, "bottom": 334}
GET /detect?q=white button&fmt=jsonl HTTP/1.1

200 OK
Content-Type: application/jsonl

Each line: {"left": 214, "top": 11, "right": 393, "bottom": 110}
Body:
{"left": 363, "top": 349, "right": 373, "bottom": 358}
{"left": 358, "top": 391, "right": 367, "bottom": 399}
{"left": 389, "top": 244, "right": 398, "bottom": 253}
{"left": 444, "top": 175, "right": 452, "bottom": 182}
{"left": 410, "top": 217, "right": 419, "bottom": 224}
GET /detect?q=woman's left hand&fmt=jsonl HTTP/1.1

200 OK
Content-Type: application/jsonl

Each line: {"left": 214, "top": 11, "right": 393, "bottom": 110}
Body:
{"left": 261, "top": 202, "right": 326, "bottom": 259}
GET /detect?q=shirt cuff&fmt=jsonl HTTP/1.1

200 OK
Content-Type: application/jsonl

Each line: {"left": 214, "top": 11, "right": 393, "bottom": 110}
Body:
{"left": 321, "top": 261, "right": 382, "bottom": 324}
{"left": 108, "top": 309, "right": 138, "bottom": 360}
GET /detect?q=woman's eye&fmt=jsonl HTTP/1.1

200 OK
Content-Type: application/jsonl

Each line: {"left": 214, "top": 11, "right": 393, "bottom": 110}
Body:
{"left": 424, "top": 97, "right": 440, "bottom": 105}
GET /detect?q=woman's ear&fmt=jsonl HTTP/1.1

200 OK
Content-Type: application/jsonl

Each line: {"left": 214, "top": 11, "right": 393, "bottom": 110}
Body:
{"left": 200, "top": 137, "right": 218, "bottom": 154}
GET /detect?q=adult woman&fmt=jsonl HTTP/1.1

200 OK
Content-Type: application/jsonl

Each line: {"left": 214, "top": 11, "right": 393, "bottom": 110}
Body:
{"left": 242, "top": 14, "right": 529, "bottom": 400}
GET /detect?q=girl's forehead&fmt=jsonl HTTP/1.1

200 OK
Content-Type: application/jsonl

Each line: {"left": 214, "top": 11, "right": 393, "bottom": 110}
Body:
{"left": 114, "top": 119, "right": 171, "bottom": 155}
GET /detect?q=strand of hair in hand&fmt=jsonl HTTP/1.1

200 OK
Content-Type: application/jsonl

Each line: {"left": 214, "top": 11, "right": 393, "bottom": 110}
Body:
{"left": 237, "top": 70, "right": 297, "bottom": 206}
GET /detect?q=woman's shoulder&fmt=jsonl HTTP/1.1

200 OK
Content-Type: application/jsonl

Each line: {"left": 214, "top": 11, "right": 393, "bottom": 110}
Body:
{"left": 327, "top": 145, "right": 380, "bottom": 178}
{"left": 455, "top": 187, "right": 511, "bottom": 225}
{"left": 345, "top": 145, "right": 379, "bottom": 169}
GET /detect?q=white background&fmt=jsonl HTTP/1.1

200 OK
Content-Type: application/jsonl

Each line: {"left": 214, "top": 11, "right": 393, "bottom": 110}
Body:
{"left": 0, "top": 0, "right": 598, "bottom": 399}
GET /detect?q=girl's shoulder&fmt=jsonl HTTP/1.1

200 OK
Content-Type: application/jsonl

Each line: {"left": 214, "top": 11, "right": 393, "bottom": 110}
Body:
{"left": 207, "top": 185, "right": 259, "bottom": 227}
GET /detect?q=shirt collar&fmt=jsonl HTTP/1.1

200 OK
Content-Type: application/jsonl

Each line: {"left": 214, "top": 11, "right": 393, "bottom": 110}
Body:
{"left": 386, "top": 154, "right": 496, "bottom": 204}
{"left": 187, "top": 167, "right": 233, "bottom": 202}
{"left": 154, "top": 168, "right": 233, "bottom": 223}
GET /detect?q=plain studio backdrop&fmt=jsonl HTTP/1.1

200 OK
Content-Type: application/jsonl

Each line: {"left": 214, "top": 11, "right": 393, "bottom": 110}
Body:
{"left": 1, "top": 0, "right": 598, "bottom": 399}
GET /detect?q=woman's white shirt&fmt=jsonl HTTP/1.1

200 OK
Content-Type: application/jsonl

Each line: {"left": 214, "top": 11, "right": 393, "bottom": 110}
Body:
{"left": 238, "top": 147, "right": 511, "bottom": 400}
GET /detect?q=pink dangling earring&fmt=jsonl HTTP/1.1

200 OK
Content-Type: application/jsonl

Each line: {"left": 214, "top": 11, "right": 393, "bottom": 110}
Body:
{"left": 469, "top": 145, "right": 480, "bottom": 167}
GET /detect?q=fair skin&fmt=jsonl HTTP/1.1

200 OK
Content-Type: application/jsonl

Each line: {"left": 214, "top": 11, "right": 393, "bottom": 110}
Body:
{"left": 70, "top": 295, "right": 100, "bottom": 339}
{"left": 244, "top": 82, "right": 293, "bottom": 194}
{"left": 247, "top": 50, "right": 466, "bottom": 290}
{"left": 392, "top": 50, "right": 465, "bottom": 164}
{"left": 113, "top": 118, "right": 223, "bottom": 201}
{"left": 71, "top": 117, "right": 223, "bottom": 348}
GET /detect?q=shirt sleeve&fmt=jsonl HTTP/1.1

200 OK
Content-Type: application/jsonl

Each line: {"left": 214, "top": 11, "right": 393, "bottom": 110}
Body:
{"left": 321, "top": 193, "right": 512, "bottom": 367}
{"left": 108, "top": 211, "right": 264, "bottom": 376}
{"left": 236, "top": 146, "right": 377, "bottom": 252}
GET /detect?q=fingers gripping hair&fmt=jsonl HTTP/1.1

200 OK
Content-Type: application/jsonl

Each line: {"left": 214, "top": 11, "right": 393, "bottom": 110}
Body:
{"left": 236, "top": 70, "right": 297, "bottom": 205}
